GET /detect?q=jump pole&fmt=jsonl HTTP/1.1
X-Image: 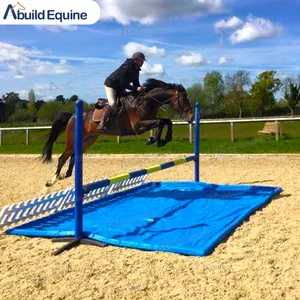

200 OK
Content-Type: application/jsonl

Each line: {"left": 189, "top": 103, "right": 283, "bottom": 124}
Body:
{"left": 53, "top": 100, "right": 200, "bottom": 255}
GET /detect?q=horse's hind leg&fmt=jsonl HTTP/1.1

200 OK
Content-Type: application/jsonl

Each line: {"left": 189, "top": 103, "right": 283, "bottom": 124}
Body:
{"left": 58, "top": 154, "right": 74, "bottom": 180}
{"left": 58, "top": 135, "right": 98, "bottom": 182}
{"left": 65, "top": 154, "right": 75, "bottom": 178}
{"left": 46, "top": 147, "right": 73, "bottom": 187}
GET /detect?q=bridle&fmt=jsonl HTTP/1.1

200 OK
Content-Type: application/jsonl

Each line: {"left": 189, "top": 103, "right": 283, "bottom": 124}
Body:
{"left": 170, "top": 89, "right": 193, "bottom": 117}
{"left": 140, "top": 87, "right": 193, "bottom": 117}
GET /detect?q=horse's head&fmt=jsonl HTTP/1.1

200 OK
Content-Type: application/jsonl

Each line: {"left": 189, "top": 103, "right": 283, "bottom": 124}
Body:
{"left": 143, "top": 79, "right": 195, "bottom": 123}
{"left": 169, "top": 85, "right": 194, "bottom": 123}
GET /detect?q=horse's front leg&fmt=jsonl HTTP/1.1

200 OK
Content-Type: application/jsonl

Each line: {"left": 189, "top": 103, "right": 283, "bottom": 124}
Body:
{"left": 147, "top": 119, "right": 173, "bottom": 148}
{"left": 133, "top": 119, "right": 173, "bottom": 148}
{"left": 161, "top": 118, "right": 173, "bottom": 146}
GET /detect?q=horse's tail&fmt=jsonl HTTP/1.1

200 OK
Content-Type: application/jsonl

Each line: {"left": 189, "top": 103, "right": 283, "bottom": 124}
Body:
{"left": 41, "top": 112, "right": 73, "bottom": 163}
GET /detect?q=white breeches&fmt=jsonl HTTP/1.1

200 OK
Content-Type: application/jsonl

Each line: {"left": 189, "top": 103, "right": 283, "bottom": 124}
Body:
{"left": 104, "top": 85, "right": 117, "bottom": 108}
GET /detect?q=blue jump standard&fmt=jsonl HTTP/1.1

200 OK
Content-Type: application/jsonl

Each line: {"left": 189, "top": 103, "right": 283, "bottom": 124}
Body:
{"left": 7, "top": 181, "right": 282, "bottom": 256}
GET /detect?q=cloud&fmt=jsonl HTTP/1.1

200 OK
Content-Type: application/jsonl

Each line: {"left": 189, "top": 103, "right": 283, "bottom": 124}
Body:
{"left": 83, "top": 58, "right": 107, "bottom": 64}
{"left": 17, "top": 89, "right": 30, "bottom": 99}
{"left": 35, "top": 25, "right": 77, "bottom": 32}
{"left": 44, "top": 96, "right": 55, "bottom": 101}
{"left": 29, "top": 54, "right": 116, "bottom": 65}
{"left": 214, "top": 16, "right": 243, "bottom": 30}
{"left": 230, "top": 16, "right": 283, "bottom": 44}
{"left": 8, "top": 58, "right": 72, "bottom": 77}
{"left": 96, "top": 0, "right": 225, "bottom": 25}
{"left": 14, "top": 74, "right": 25, "bottom": 79}
{"left": 176, "top": 53, "right": 210, "bottom": 66}
{"left": 218, "top": 56, "right": 233, "bottom": 65}
{"left": 34, "top": 60, "right": 72, "bottom": 75}
{"left": 34, "top": 83, "right": 51, "bottom": 90}
{"left": 124, "top": 42, "right": 166, "bottom": 57}
{"left": 0, "top": 42, "right": 72, "bottom": 78}
{"left": 0, "top": 42, "right": 41, "bottom": 63}
{"left": 140, "top": 62, "right": 165, "bottom": 76}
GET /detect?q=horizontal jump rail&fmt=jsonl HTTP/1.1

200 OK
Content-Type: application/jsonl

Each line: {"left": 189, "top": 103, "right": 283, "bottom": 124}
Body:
{"left": 84, "top": 155, "right": 197, "bottom": 194}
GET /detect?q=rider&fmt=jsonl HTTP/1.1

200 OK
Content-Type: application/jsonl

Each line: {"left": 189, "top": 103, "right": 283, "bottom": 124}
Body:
{"left": 98, "top": 52, "right": 146, "bottom": 132}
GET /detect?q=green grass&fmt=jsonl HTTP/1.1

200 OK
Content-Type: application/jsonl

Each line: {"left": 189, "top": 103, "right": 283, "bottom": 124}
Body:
{"left": 0, "top": 122, "right": 300, "bottom": 154}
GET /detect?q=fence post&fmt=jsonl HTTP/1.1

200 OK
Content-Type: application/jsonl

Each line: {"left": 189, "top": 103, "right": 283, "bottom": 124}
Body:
{"left": 194, "top": 103, "right": 200, "bottom": 182}
{"left": 230, "top": 122, "right": 235, "bottom": 142}
{"left": 150, "top": 130, "right": 153, "bottom": 137}
{"left": 26, "top": 129, "right": 30, "bottom": 146}
{"left": 75, "top": 100, "right": 84, "bottom": 241}
{"left": 275, "top": 121, "right": 279, "bottom": 141}
{"left": 117, "top": 136, "right": 121, "bottom": 143}
{"left": 189, "top": 123, "right": 193, "bottom": 143}
{"left": 0, "top": 130, "right": 2, "bottom": 146}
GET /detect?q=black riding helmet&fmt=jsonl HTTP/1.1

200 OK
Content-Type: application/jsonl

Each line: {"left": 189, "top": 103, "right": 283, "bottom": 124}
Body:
{"left": 132, "top": 52, "right": 147, "bottom": 61}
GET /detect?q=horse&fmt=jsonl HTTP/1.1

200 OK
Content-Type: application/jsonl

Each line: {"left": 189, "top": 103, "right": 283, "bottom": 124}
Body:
{"left": 42, "top": 79, "right": 194, "bottom": 187}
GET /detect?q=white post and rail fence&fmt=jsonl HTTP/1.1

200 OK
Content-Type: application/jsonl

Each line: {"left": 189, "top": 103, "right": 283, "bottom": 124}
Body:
{"left": 0, "top": 116, "right": 299, "bottom": 146}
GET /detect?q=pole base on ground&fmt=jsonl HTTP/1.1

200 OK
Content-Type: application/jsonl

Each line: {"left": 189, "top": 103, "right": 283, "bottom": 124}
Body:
{"left": 52, "top": 238, "right": 107, "bottom": 256}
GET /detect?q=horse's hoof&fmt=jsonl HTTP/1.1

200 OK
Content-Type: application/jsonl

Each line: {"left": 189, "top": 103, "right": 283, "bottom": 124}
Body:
{"left": 146, "top": 137, "right": 156, "bottom": 145}
{"left": 157, "top": 140, "right": 167, "bottom": 148}
{"left": 46, "top": 181, "right": 54, "bottom": 187}
{"left": 46, "top": 176, "right": 58, "bottom": 187}
{"left": 59, "top": 174, "right": 66, "bottom": 180}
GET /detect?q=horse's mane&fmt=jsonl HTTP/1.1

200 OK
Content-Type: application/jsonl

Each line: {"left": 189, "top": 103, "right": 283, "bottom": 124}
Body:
{"left": 143, "top": 78, "right": 186, "bottom": 93}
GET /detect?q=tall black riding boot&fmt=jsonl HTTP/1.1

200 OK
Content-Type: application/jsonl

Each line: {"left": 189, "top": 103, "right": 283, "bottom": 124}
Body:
{"left": 98, "top": 105, "right": 112, "bottom": 132}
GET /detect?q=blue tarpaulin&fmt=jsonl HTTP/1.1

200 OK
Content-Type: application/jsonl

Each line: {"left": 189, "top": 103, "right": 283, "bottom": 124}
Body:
{"left": 7, "top": 181, "right": 282, "bottom": 256}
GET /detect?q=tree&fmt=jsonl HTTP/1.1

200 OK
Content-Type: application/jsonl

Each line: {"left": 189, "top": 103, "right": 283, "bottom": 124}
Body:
{"left": 28, "top": 89, "right": 36, "bottom": 105}
{"left": 9, "top": 109, "right": 35, "bottom": 123}
{"left": 186, "top": 83, "right": 207, "bottom": 116}
{"left": 203, "top": 71, "right": 225, "bottom": 116}
{"left": 55, "top": 95, "right": 66, "bottom": 105}
{"left": 250, "top": 71, "right": 281, "bottom": 116}
{"left": 284, "top": 80, "right": 300, "bottom": 115}
{"left": 35, "top": 100, "right": 45, "bottom": 112}
{"left": 0, "top": 99, "right": 5, "bottom": 122}
{"left": 28, "top": 89, "right": 37, "bottom": 121}
{"left": 224, "top": 70, "right": 251, "bottom": 118}
{"left": 37, "top": 101, "right": 64, "bottom": 122}
{"left": 67, "top": 95, "right": 79, "bottom": 103}
{"left": 2, "top": 92, "right": 22, "bottom": 120}
{"left": 63, "top": 101, "right": 76, "bottom": 113}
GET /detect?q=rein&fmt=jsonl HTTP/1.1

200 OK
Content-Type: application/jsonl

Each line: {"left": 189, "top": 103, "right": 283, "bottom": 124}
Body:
{"left": 140, "top": 89, "right": 192, "bottom": 117}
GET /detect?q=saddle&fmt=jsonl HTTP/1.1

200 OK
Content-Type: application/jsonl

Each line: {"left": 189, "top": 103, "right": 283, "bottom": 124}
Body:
{"left": 92, "top": 91, "right": 138, "bottom": 122}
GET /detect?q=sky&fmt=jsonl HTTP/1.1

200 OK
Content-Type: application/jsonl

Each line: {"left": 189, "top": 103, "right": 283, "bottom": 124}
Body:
{"left": 0, "top": 0, "right": 300, "bottom": 102}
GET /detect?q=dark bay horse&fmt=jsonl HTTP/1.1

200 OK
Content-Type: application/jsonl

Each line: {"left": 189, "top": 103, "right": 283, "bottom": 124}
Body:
{"left": 42, "top": 79, "right": 194, "bottom": 187}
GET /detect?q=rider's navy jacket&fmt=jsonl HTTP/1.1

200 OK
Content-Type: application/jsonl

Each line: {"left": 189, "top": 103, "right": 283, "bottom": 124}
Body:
{"left": 105, "top": 58, "right": 141, "bottom": 93}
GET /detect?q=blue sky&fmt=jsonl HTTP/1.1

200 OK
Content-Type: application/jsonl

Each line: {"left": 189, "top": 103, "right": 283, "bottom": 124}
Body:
{"left": 0, "top": 0, "right": 300, "bottom": 102}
